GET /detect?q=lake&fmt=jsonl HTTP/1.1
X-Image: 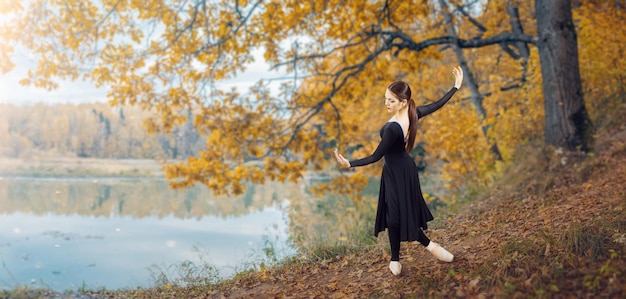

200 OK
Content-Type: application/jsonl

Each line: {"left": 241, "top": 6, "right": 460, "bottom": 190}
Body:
{"left": 0, "top": 176, "right": 299, "bottom": 291}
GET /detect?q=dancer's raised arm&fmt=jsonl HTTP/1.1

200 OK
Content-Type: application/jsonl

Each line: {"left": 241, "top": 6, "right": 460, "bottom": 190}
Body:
{"left": 417, "top": 66, "right": 463, "bottom": 118}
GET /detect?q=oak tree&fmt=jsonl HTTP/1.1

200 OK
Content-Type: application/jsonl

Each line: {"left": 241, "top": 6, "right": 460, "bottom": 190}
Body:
{"left": 1, "top": 0, "right": 621, "bottom": 195}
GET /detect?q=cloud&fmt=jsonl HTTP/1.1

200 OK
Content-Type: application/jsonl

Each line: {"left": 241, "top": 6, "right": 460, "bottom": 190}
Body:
{"left": 0, "top": 52, "right": 108, "bottom": 104}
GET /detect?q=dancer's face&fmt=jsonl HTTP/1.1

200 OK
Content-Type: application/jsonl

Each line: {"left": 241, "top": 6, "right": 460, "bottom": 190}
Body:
{"left": 385, "top": 89, "right": 406, "bottom": 113}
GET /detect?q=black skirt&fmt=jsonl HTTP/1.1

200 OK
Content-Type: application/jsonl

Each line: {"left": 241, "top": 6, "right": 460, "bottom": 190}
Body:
{"left": 374, "top": 151, "right": 434, "bottom": 241}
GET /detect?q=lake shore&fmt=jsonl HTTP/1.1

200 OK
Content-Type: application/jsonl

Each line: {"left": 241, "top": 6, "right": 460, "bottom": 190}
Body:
{"left": 0, "top": 157, "right": 166, "bottom": 178}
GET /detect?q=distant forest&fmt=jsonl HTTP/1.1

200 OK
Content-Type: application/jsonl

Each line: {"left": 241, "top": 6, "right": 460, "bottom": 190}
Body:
{"left": 0, "top": 103, "right": 205, "bottom": 159}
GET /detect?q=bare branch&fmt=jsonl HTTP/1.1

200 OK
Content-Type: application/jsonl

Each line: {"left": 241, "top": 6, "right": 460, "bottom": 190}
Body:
{"left": 455, "top": 4, "right": 487, "bottom": 33}
{"left": 271, "top": 33, "right": 379, "bottom": 69}
{"left": 501, "top": 44, "right": 521, "bottom": 59}
{"left": 384, "top": 31, "right": 536, "bottom": 53}
{"left": 459, "top": 83, "right": 523, "bottom": 101}
{"left": 149, "top": 1, "right": 201, "bottom": 55}
{"left": 191, "top": 0, "right": 263, "bottom": 56}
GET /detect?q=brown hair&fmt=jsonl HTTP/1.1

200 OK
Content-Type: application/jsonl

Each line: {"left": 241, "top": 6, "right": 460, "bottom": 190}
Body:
{"left": 388, "top": 81, "right": 417, "bottom": 153}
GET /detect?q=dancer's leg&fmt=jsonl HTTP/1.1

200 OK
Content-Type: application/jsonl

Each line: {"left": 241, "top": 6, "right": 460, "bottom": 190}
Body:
{"left": 416, "top": 228, "right": 430, "bottom": 247}
{"left": 388, "top": 224, "right": 401, "bottom": 261}
{"left": 386, "top": 202, "right": 402, "bottom": 275}
{"left": 422, "top": 229, "right": 454, "bottom": 262}
{"left": 386, "top": 198, "right": 401, "bottom": 262}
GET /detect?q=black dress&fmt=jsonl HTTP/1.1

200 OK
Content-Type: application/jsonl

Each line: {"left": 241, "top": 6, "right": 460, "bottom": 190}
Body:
{"left": 350, "top": 87, "right": 458, "bottom": 242}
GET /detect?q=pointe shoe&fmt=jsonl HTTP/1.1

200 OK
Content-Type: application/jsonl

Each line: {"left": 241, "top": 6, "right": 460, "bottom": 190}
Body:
{"left": 389, "top": 261, "right": 402, "bottom": 276}
{"left": 426, "top": 241, "right": 454, "bottom": 262}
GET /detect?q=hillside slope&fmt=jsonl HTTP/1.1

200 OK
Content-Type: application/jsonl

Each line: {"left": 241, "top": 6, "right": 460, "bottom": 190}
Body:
{"left": 119, "top": 122, "right": 626, "bottom": 299}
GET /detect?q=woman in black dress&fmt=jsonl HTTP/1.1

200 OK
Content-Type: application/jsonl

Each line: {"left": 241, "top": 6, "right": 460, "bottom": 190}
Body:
{"left": 333, "top": 66, "right": 463, "bottom": 276}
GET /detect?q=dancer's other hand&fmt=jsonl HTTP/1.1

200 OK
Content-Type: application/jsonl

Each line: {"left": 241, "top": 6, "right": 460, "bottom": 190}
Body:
{"left": 333, "top": 148, "right": 351, "bottom": 169}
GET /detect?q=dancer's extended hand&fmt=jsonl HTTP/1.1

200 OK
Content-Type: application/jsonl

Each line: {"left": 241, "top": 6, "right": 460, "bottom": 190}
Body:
{"left": 333, "top": 148, "right": 351, "bottom": 169}
{"left": 453, "top": 66, "right": 463, "bottom": 89}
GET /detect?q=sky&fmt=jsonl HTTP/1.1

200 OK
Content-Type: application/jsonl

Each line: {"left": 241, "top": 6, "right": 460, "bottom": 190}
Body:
{"left": 0, "top": 48, "right": 281, "bottom": 105}
{"left": 0, "top": 1, "right": 297, "bottom": 106}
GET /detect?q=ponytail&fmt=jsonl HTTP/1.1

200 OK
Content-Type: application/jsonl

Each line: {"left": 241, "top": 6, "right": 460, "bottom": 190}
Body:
{"left": 406, "top": 98, "right": 418, "bottom": 154}
{"left": 387, "top": 81, "right": 417, "bottom": 153}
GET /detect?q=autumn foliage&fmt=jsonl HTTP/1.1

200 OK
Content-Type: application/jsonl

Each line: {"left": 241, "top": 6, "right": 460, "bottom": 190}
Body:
{"left": 1, "top": 1, "right": 624, "bottom": 196}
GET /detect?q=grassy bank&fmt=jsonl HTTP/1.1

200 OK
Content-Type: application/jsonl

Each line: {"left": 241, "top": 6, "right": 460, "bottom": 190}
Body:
{"left": 0, "top": 158, "right": 165, "bottom": 178}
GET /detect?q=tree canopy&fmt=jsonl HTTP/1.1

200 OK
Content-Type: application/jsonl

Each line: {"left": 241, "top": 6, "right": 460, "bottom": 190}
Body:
{"left": 1, "top": 0, "right": 624, "bottom": 195}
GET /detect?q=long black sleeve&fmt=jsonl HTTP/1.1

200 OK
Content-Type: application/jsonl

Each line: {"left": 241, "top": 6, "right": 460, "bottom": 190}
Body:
{"left": 349, "top": 124, "right": 400, "bottom": 167}
{"left": 416, "top": 87, "right": 458, "bottom": 118}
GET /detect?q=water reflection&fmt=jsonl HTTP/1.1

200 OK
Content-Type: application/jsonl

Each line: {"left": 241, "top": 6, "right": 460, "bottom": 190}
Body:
{"left": 0, "top": 177, "right": 297, "bottom": 291}
{"left": 0, "top": 176, "right": 298, "bottom": 218}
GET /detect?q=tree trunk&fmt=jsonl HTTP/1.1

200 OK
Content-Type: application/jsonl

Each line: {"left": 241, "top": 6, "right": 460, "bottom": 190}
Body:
{"left": 535, "top": 0, "right": 593, "bottom": 151}
{"left": 439, "top": 0, "right": 503, "bottom": 161}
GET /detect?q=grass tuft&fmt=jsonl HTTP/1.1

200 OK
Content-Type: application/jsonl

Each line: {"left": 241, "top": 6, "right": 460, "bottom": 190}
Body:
{"left": 561, "top": 217, "right": 626, "bottom": 262}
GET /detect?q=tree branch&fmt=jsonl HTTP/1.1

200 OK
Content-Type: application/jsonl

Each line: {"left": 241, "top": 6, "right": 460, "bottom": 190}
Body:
{"left": 267, "top": 41, "right": 392, "bottom": 157}
{"left": 455, "top": 4, "right": 487, "bottom": 33}
{"left": 385, "top": 31, "right": 536, "bottom": 54}
{"left": 264, "top": 25, "right": 537, "bottom": 158}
